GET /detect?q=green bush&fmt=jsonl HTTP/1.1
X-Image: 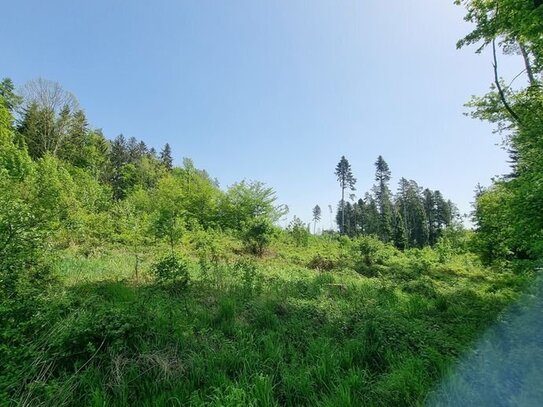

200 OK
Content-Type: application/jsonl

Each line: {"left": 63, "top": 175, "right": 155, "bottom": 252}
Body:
{"left": 307, "top": 253, "right": 337, "bottom": 271}
{"left": 288, "top": 216, "right": 310, "bottom": 247}
{"left": 241, "top": 217, "right": 275, "bottom": 256}
{"left": 151, "top": 254, "right": 190, "bottom": 290}
{"left": 352, "top": 236, "right": 396, "bottom": 276}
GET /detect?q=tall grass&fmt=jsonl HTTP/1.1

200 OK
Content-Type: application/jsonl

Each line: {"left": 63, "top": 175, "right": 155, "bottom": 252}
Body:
{"left": 0, "top": 236, "right": 534, "bottom": 406}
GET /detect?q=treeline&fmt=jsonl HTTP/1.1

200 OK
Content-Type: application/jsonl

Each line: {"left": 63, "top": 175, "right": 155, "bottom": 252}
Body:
{"left": 0, "top": 77, "right": 287, "bottom": 284}
{"left": 333, "top": 155, "right": 457, "bottom": 249}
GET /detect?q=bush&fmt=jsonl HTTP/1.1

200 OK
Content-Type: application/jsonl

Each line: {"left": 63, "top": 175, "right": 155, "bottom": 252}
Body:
{"left": 307, "top": 254, "right": 337, "bottom": 271}
{"left": 288, "top": 216, "right": 310, "bottom": 247}
{"left": 241, "top": 217, "right": 275, "bottom": 256}
{"left": 353, "top": 236, "right": 395, "bottom": 268}
{"left": 151, "top": 254, "right": 190, "bottom": 291}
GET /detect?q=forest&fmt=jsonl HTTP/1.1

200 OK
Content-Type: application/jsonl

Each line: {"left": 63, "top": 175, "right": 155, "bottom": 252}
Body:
{"left": 1, "top": 1, "right": 542, "bottom": 406}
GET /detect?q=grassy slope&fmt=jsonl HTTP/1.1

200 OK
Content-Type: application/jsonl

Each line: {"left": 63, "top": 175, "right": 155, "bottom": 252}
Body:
{"left": 1, "top": 237, "right": 533, "bottom": 406}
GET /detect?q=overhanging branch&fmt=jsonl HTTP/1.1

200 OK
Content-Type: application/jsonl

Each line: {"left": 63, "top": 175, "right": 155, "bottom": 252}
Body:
{"left": 492, "top": 39, "right": 522, "bottom": 125}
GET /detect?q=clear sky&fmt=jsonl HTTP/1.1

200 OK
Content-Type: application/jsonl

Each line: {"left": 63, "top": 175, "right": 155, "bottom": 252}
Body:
{"left": 2, "top": 0, "right": 525, "bottom": 228}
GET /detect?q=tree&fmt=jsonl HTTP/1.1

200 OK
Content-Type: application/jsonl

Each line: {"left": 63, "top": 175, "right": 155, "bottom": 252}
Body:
{"left": 312, "top": 205, "right": 321, "bottom": 234}
{"left": 423, "top": 189, "right": 438, "bottom": 245}
{"left": 0, "top": 78, "right": 22, "bottom": 114}
{"left": 18, "top": 78, "right": 81, "bottom": 158}
{"left": 392, "top": 209, "right": 408, "bottom": 250}
{"left": 241, "top": 217, "right": 275, "bottom": 256}
{"left": 0, "top": 95, "right": 32, "bottom": 179}
{"left": 456, "top": 0, "right": 543, "bottom": 259}
{"left": 151, "top": 175, "right": 186, "bottom": 253}
{"left": 395, "top": 178, "right": 429, "bottom": 248}
{"left": 334, "top": 156, "right": 356, "bottom": 233}
{"left": 364, "top": 193, "right": 380, "bottom": 236}
{"left": 108, "top": 134, "right": 129, "bottom": 200}
{"left": 160, "top": 143, "right": 173, "bottom": 170}
{"left": 288, "top": 216, "right": 310, "bottom": 246}
{"left": 116, "top": 199, "right": 150, "bottom": 279}
{"left": 373, "top": 156, "right": 394, "bottom": 242}
{"left": 219, "top": 180, "right": 286, "bottom": 230}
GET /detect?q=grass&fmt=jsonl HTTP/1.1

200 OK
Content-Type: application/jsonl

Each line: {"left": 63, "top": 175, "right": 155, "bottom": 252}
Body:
{"left": 0, "top": 235, "right": 536, "bottom": 406}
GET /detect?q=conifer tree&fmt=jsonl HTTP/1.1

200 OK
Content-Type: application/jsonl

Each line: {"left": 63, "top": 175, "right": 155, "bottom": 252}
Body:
{"left": 160, "top": 143, "right": 173, "bottom": 171}
{"left": 364, "top": 193, "right": 380, "bottom": 236}
{"left": 334, "top": 156, "right": 356, "bottom": 233}
{"left": 312, "top": 205, "right": 321, "bottom": 234}
{"left": 392, "top": 209, "right": 408, "bottom": 250}
{"left": 373, "top": 156, "right": 394, "bottom": 242}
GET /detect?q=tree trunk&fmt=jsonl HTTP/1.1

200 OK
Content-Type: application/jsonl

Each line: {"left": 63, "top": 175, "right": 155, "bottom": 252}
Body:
{"left": 519, "top": 43, "right": 536, "bottom": 86}
{"left": 341, "top": 186, "right": 345, "bottom": 234}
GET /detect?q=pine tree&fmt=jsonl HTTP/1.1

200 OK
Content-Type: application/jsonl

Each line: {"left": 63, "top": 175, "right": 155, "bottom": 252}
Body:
{"left": 423, "top": 189, "right": 438, "bottom": 245}
{"left": 312, "top": 205, "right": 321, "bottom": 234}
{"left": 334, "top": 156, "right": 356, "bottom": 233}
{"left": 356, "top": 198, "right": 367, "bottom": 235}
{"left": 0, "top": 78, "right": 22, "bottom": 114}
{"left": 396, "top": 179, "right": 429, "bottom": 248}
{"left": 392, "top": 209, "right": 407, "bottom": 250}
{"left": 364, "top": 193, "right": 380, "bottom": 236}
{"left": 435, "top": 191, "right": 453, "bottom": 232}
{"left": 160, "top": 143, "right": 173, "bottom": 171}
{"left": 373, "top": 156, "right": 394, "bottom": 242}
{"left": 109, "top": 134, "right": 129, "bottom": 200}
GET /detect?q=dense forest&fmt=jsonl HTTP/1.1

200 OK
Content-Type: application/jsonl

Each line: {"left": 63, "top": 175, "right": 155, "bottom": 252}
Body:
{"left": 1, "top": 1, "right": 542, "bottom": 406}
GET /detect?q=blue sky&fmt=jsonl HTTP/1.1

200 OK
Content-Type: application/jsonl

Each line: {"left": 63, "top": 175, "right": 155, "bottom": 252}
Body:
{"left": 2, "top": 0, "right": 524, "bottom": 228}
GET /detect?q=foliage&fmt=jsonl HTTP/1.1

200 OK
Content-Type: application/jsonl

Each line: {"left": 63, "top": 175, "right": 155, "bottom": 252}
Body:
{"left": 312, "top": 204, "right": 321, "bottom": 234}
{"left": 1, "top": 237, "right": 532, "bottom": 406}
{"left": 151, "top": 253, "right": 190, "bottom": 290}
{"left": 288, "top": 216, "right": 310, "bottom": 247}
{"left": 335, "top": 155, "right": 356, "bottom": 233}
{"left": 220, "top": 180, "right": 286, "bottom": 230}
{"left": 456, "top": 0, "right": 543, "bottom": 262}
{"left": 0, "top": 71, "right": 539, "bottom": 406}
{"left": 352, "top": 235, "right": 397, "bottom": 276}
{"left": 241, "top": 217, "right": 275, "bottom": 256}
{"left": 334, "top": 156, "right": 458, "bottom": 248}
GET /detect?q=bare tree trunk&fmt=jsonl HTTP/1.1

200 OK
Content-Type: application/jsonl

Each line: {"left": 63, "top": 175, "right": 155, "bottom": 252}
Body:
{"left": 519, "top": 43, "right": 537, "bottom": 86}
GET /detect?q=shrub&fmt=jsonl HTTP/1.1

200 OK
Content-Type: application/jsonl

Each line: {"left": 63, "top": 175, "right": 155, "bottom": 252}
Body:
{"left": 288, "top": 216, "right": 310, "bottom": 247}
{"left": 307, "top": 254, "right": 337, "bottom": 271}
{"left": 352, "top": 236, "right": 395, "bottom": 272}
{"left": 151, "top": 254, "right": 190, "bottom": 290}
{"left": 241, "top": 217, "right": 275, "bottom": 256}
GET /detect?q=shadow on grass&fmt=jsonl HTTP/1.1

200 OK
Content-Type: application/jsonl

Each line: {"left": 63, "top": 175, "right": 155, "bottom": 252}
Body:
{"left": 2, "top": 265, "right": 539, "bottom": 407}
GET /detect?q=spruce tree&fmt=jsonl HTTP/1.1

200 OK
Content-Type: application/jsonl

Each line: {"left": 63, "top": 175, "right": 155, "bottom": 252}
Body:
{"left": 160, "top": 143, "right": 173, "bottom": 170}
{"left": 392, "top": 209, "right": 408, "bottom": 250}
{"left": 364, "top": 193, "right": 380, "bottom": 236}
{"left": 109, "top": 134, "right": 129, "bottom": 200}
{"left": 423, "top": 189, "right": 438, "bottom": 245}
{"left": 312, "top": 204, "right": 321, "bottom": 234}
{"left": 334, "top": 156, "right": 356, "bottom": 233}
{"left": 373, "top": 156, "right": 394, "bottom": 242}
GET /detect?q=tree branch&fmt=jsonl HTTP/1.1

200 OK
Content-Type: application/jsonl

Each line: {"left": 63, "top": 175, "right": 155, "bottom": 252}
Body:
{"left": 492, "top": 39, "right": 522, "bottom": 125}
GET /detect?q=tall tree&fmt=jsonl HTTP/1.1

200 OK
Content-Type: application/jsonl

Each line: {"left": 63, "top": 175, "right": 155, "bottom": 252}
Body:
{"left": 364, "top": 193, "right": 380, "bottom": 236}
{"left": 334, "top": 156, "right": 356, "bottom": 233}
{"left": 392, "top": 209, "right": 408, "bottom": 250}
{"left": 0, "top": 78, "right": 22, "bottom": 114}
{"left": 160, "top": 143, "right": 173, "bottom": 171}
{"left": 373, "top": 156, "right": 394, "bottom": 242}
{"left": 423, "top": 189, "right": 438, "bottom": 245}
{"left": 396, "top": 179, "right": 429, "bottom": 248}
{"left": 456, "top": 0, "right": 543, "bottom": 260}
{"left": 18, "top": 78, "right": 81, "bottom": 158}
{"left": 312, "top": 204, "right": 321, "bottom": 234}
